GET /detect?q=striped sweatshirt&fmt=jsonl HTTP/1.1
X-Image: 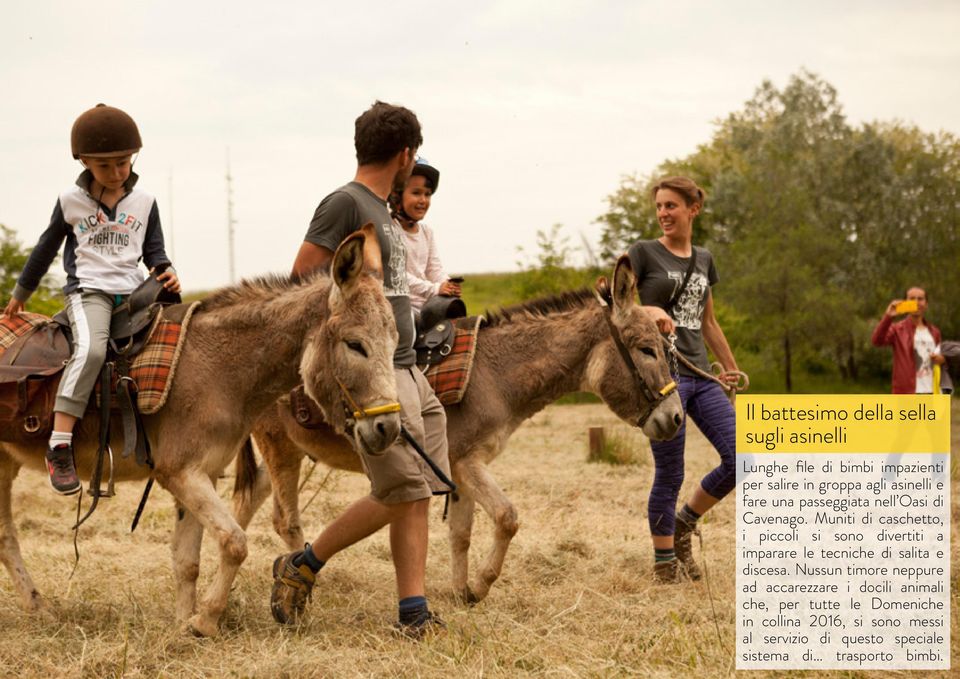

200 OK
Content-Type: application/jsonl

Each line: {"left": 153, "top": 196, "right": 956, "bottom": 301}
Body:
{"left": 13, "top": 170, "right": 172, "bottom": 302}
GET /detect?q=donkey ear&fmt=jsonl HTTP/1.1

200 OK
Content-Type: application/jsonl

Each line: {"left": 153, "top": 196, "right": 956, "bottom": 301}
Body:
{"left": 359, "top": 222, "right": 383, "bottom": 279}
{"left": 611, "top": 254, "right": 637, "bottom": 313}
{"left": 331, "top": 223, "right": 384, "bottom": 291}
{"left": 331, "top": 230, "right": 365, "bottom": 290}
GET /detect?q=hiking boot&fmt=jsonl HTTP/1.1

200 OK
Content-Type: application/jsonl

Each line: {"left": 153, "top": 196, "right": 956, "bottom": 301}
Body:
{"left": 653, "top": 558, "right": 681, "bottom": 584}
{"left": 45, "top": 444, "right": 80, "bottom": 496}
{"left": 394, "top": 610, "right": 446, "bottom": 640}
{"left": 673, "top": 514, "right": 702, "bottom": 581}
{"left": 270, "top": 551, "right": 315, "bottom": 624}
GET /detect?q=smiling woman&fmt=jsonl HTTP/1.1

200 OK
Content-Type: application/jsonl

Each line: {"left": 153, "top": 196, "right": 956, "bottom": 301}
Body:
{"left": 627, "top": 175, "right": 742, "bottom": 584}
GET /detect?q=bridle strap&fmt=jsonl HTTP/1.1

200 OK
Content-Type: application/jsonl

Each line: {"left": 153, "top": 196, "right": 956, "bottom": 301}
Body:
{"left": 335, "top": 377, "right": 401, "bottom": 420}
{"left": 595, "top": 293, "right": 677, "bottom": 424}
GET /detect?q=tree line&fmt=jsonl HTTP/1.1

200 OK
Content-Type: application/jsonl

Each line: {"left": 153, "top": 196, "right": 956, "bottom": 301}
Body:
{"left": 595, "top": 70, "right": 959, "bottom": 391}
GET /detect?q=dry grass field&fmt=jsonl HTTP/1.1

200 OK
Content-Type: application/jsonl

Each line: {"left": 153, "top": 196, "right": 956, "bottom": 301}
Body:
{"left": 1, "top": 401, "right": 957, "bottom": 678}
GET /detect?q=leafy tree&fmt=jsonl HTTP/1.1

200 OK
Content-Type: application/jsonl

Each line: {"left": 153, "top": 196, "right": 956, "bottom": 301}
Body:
{"left": 596, "top": 70, "right": 960, "bottom": 391}
{"left": 0, "top": 224, "right": 63, "bottom": 317}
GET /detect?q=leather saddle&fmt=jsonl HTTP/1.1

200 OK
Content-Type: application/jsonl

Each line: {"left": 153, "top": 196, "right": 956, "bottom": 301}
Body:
{"left": 0, "top": 275, "right": 182, "bottom": 446}
{"left": 414, "top": 295, "right": 467, "bottom": 367}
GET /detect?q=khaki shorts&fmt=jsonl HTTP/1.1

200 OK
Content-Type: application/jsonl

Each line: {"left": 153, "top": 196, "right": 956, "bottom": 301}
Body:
{"left": 358, "top": 367, "right": 451, "bottom": 505}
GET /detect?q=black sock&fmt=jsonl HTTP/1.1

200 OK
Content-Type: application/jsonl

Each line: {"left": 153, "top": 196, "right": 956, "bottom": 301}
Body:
{"left": 293, "top": 543, "right": 325, "bottom": 573}
{"left": 398, "top": 595, "right": 429, "bottom": 625}
{"left": 678, "top": 504, "right": 701, "bottom": 525}
{"left": 655, "top": 548, "right": 676, "bottom": 563}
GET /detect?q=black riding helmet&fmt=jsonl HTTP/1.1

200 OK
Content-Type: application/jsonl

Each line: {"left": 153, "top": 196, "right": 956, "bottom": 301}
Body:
{"left": 410, "top": 157, "right": 439, "bottom": 194}
{"left": 71, "top": 104, "right": 142, "bottom": 159}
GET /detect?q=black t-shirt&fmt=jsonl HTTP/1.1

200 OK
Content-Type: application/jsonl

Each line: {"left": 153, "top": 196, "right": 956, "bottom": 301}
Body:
{"left": 305, "top": 182, "right": 415, "bottom": 367}
{"left": 628, "top": 239, "right": 719, "bottom": 375}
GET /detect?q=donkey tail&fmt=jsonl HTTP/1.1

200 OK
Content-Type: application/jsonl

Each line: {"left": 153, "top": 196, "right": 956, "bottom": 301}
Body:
{"left": 234, "top": 437, "right": 259, "bottom": 500}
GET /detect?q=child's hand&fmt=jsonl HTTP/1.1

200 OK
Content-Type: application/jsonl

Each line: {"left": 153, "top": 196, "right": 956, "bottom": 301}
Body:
{"left": 157, "top": 270, "right": 181, "bottom": 294}
{"left": 3, "top": 298, "right": 24, "bottom": 317}
{"left": 439, "top": 280, "right": 462, "bottom": 297}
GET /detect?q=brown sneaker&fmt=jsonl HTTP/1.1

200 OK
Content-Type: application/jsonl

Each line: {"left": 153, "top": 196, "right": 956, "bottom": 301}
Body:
{"left": 46, "top": 444, "right": 81, "bottom": 496}
{"left": 394, "top": 610, "right": 446, "bottom": 640}
{"left": 673, "top": 514, "right": 702, "bottom": 580}
{"left": 653, "top": 559, "right": 681, "bottom": 584}
{"left": 270, "top": 551, "right": 315, "bottom": 624}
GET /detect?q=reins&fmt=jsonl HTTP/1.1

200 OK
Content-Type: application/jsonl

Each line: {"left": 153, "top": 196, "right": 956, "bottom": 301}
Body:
{"left": 659, "top": 335, "right": 749, "bottom": 400}
{"left": 335, "top": 376, "right": 457, "bottom": 516}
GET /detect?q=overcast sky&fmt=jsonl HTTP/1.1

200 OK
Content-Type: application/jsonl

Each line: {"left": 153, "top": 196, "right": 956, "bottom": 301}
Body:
{"left": 2, "top": 1, "right": 958, "bottom": 292}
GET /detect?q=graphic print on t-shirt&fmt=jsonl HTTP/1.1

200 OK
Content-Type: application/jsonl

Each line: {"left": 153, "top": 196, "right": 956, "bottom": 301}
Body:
{"left": 668, "top": 271, "right": 709, "bottom": 329}
{"left": 381, "top": 220, "right": 410, "bottom": 297}
{"left": 913, "top": 326, "right": 938, "bottom": 394}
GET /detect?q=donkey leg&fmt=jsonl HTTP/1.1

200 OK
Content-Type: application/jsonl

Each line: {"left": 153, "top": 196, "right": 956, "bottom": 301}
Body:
{"left": 456, "top": 456, "right": 519, "bottom": 603}
{"left": 447, "top": 471, "right": 477, "bottom": 603}
{"left": 255, "top": 431, "right": 307, "bottom": 550}
{"left": 162, "top": 471, "right": 248, "bottom": 637}
{"left": 0, "top": 454, "right": 44, "bottom": 612}
{"left": 171, "top": 502, "right": 204, "bottom": 622}
{"left": 232, "top": 462, "right": 273, "bottom": 534}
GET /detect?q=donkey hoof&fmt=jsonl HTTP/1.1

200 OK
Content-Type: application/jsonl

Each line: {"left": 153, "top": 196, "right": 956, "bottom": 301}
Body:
{"left": 185, "top": 614, "right": 219, "bottom": 638}
{"left": 459, "top": 586, "right": 481, "bottom": 606}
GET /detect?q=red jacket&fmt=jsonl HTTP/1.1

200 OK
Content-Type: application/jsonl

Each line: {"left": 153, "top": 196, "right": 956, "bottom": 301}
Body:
{"left": 871, "top": 315, "right": 941, "bottom": 394}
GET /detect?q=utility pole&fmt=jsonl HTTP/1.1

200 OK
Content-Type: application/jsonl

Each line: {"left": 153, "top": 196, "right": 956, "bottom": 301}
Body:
{"left": 226, "top": 149, "right": 236, "bottom": 284}
{"left": 167, "top": 170, "right": 175, "bottom": 261}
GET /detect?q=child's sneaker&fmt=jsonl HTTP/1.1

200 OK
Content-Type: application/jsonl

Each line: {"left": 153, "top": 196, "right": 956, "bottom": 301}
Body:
{"left": 45, "top": 443, "right": 80, "bottom": 495}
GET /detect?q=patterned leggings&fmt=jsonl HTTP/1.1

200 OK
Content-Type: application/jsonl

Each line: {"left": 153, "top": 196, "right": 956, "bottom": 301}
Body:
{"left": 648, "top": 376, "right": 736, "bottom": 536}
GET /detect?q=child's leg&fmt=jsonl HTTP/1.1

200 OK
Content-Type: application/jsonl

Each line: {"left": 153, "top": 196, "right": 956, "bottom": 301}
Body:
{"left": 46, "top": 292, "right": 113, "bottom": 495}
{"left": 54, "top": 292, "right": 114, "bottom": 422}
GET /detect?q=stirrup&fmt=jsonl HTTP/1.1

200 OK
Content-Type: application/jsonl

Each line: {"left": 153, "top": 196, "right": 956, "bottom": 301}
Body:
{"left": 87, "top": 445, "right": 116, "bottom": 498}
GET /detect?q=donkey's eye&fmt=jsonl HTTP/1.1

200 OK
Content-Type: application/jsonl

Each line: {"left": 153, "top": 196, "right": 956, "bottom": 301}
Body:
{"left": 345, "top": 340, "right": 368, "bottom": 357}
{"left": 640, "top": 347, "right": 657, "bottom": 358}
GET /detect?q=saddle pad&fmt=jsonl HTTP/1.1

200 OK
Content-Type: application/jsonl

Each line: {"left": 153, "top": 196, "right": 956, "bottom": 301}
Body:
{"left": 422, "top": 315, "right": 483, "bottom": 406}
{"left": 0, "top": 313, "right": 50, "bottom": 352}
{"left": 128, "top": 301, "right": 200, "bottom": 414}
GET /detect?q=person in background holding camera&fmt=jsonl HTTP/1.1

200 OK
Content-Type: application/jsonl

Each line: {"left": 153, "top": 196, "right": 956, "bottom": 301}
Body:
{"left": 389, "top": 158, "right": 461, "bottom": 312}
{"left": 871, "top": 287, "right": 945, "bottom": 394}
{"left": 2, "top": 104, "right": 179, "bottom": 496}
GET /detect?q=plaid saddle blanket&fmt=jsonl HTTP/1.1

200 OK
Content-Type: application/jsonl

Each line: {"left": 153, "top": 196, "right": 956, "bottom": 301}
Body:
{"left": 422, "top": 315, "right": 484, "bottom": 406}
{"left": 0, "top": 312, "right": 49, "bottom": 349}
{"left": 125, "top": 302, "right": 200, "bottom": 414}
{"left": 0, "top": 302, "right": 199, "bottom": 416}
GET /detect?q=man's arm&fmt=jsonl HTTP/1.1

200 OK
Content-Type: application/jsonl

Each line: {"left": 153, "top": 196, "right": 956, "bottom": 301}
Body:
{"left": 292, "top": 241, "right": 335, "bottom": 279}
{"left": 871, "top": 302, "right": 900, "bottom": 347}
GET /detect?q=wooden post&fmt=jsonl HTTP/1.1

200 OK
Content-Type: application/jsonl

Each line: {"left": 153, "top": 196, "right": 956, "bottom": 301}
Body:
{"left": 588, "top": 426, "right": 605, "bottom": 462}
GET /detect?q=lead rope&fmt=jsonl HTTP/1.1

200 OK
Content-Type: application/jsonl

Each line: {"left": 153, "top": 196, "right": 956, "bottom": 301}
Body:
{"left": 664, "top": 332, "right": 735, "bottom": 652}
{"left": 399, "top": 426, "right": 457, "bottom": 520}
{"left": 660, "top": 335, "right": 749, "bottom": 399}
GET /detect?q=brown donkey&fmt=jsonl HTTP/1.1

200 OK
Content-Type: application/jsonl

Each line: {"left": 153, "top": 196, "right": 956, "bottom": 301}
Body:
{"left": 236, "top": 255, "right": 683, "bottom": 604}
{"left": 0, "top": 226, "right": 401, "bottom": 636}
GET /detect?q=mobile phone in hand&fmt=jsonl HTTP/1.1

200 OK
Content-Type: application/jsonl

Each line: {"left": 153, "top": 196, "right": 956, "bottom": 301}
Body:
{"left": 895, "top": 300, "right": 918, "bottom": 314}
{"left": 449, "top": 276, "right": 464, "bottom": 283}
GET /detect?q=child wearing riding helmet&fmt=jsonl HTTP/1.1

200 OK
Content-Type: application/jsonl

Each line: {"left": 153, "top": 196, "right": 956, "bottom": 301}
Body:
{"left": 2, "top": 104, "right": 180, "bottom": 496}
{"left": 390, "top": 158, "right": 461, "bottom": 312}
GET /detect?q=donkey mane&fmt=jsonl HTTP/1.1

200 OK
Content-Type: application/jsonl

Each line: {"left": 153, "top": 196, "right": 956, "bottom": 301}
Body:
{"left": 199, "top": 272, "right": 331, "bottom": 311}
{"left": 482, "top": 288, "right": 598, "bottom": 328}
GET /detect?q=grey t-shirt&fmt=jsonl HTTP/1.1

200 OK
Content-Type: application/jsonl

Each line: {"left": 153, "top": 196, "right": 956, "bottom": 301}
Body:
{"left": 305, "top": 181, "right": 416, "bottom": 367}
{"left": 628, "top": 239, "right": 719, "bottom": 376}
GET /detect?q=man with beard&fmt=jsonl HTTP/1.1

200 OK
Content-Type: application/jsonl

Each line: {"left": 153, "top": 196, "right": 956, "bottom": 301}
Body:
{"left": 269, "top": 102, "right": 451, "bottom": 638}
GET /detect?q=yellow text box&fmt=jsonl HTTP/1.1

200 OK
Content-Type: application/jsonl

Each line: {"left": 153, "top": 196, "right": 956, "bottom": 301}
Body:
{"left": 736, "top": 394, "right": 950, "bottom": 454}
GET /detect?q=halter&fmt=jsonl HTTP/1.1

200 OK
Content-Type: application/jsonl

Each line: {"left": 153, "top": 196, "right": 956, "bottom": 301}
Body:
{"left": 335, "top": 377, "right": 401, "bottom": 420}
{"left": 596, "top": 292, "right": 677, "bottom": 426}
